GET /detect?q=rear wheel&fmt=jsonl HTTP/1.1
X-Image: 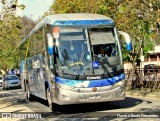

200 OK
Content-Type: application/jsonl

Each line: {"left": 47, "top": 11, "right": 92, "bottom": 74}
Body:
{"left": 47, "top": 88, "right": 55, "bottom": 112}
{"left": 26, "top": 84, "right": 33, "bottom": 101}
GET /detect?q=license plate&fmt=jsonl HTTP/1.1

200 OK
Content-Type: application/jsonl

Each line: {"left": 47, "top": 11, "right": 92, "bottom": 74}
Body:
{"left": 9, "top": 84, "right": 16, "bottom": 86}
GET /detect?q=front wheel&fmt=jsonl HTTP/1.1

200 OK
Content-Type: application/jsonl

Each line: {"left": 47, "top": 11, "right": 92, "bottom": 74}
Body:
{"left": 47, "top": 88, "right": 55, "bottom": 112}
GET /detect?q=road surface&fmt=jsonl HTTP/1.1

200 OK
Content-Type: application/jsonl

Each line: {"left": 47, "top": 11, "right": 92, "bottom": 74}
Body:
{"left": 0, "top": 87, "right": 160, "bottom": 121}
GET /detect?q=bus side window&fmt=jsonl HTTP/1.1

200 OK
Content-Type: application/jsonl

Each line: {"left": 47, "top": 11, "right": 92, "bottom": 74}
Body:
{"left": 26, "top": 59, "right": 32, "bottom": 71}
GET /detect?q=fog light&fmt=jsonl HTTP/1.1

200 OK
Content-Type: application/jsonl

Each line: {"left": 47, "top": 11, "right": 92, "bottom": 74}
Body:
{"left": 62, "top": 95, "right": 69, "bottom": 101}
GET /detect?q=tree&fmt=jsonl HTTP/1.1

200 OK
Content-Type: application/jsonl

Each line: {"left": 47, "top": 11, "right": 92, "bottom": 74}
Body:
{"left": 20, "top": 16, "right": 37, "bottom": 39}
{"left": 115, "top": 0, "right": 159, "bottom": 67}
{"left": 0, "top": 0, "right": 24, "bottom": 70}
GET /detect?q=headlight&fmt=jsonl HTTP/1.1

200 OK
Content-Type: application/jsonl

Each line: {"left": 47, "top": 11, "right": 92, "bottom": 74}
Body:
{"left": 115, "top": 80, "right": 125, "bottom": 86}
{"left": 56, "top": 84, "right": 75, "bottom": 91}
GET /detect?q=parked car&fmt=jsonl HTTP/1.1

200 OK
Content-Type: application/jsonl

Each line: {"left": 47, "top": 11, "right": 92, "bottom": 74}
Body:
{"left": 3, "top": 75, "right": 21, "bottom": 90}
{"left": 0, "top": 75, "right": 3, "bottom": 87}
{"left": 144, "top": 64, "right": 160, "bottom": 75}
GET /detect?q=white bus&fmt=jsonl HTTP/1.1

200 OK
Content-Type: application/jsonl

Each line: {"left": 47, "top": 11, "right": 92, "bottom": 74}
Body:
{"left": 19, "top": 13, "right": 132, "bottom": 111}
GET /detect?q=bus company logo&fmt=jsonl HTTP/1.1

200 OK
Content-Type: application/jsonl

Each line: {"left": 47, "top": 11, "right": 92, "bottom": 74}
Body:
{"left": 2, "top": 113, "right": 11, "bottom": 118}
{"left": 87, "top": 76, "right": 101, "bottom": 80}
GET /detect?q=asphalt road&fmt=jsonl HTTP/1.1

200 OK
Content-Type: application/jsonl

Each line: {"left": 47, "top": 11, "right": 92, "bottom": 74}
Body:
{"left": 0, "top": 87, "right": 160, "bottom": 121}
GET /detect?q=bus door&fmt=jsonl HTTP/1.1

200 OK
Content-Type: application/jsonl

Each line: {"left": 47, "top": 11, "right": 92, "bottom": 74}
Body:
{"left": 20, "top": 60, "right": 25, "bottom": 91}
{"left": 32, "top": 54, "right": 47, "bottom": 98}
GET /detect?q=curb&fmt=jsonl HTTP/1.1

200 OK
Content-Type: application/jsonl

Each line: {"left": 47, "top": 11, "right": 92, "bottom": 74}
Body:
{"left": 126, "top": 91, "right": 160, "bottom": 99}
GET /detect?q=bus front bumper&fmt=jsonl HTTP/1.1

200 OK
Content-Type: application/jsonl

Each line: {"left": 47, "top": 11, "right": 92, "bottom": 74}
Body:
{"left": 52, "top": 83, "right": 125, "bottom": 105}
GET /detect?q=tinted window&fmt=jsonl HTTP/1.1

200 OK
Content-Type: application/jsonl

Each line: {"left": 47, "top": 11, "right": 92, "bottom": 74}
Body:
{"left": 5, "top": 76, "right": 18, "bottom": 80}
{"left": 144, "top": 64, "right": 160, "bottom": 74}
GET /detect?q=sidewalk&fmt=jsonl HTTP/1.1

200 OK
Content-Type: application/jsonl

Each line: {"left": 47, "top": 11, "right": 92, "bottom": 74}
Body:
{"left": 0, "top": 92, "right": 33, "bottom": 121}
{"left": 126, "top": 91, "right": 160, "bottom": 99}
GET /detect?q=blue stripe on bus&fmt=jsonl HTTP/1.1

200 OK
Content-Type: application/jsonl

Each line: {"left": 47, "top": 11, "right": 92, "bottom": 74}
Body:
{"left": 53, "top": 20, "right": 114, "bottom": 26}
{"left": 55, "top": 73, "right": 125, "bottom": 88}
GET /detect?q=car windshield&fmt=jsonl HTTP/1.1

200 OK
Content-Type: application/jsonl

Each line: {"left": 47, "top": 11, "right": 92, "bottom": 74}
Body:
{"left": 55, "top": 27, "right": 122, "bottom": 76}
{"left": 5, "top": 76, "right": 18, "bottom": 80}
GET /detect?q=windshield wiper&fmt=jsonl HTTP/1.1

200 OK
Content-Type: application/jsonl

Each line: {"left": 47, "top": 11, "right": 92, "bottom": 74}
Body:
{"left": 74, "top": 51, "right": 85, "bottom": 79}
{"left": 94, "top": 55, "right": 113, "bottom": 77}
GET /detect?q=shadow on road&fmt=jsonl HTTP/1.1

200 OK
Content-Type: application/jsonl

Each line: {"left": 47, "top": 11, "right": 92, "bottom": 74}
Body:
{"left": 2, "top": 89, "right": 155, "bottom": 120}
{"left": 27, "top": 96, "right": 144, "bottom": 119}
{"left": 110, "top": 96, "right": 144, "bottom": 109}
{"left": 33, "top": 96, "right": 143, "bottom": 113}
{"left": 55, "top": 97, "right": 143, "bottom": 114}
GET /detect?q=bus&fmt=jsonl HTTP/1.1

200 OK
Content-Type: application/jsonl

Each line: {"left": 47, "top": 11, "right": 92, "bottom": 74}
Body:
{"left": 19, "top": 13, "right": 132, "bottom": 111}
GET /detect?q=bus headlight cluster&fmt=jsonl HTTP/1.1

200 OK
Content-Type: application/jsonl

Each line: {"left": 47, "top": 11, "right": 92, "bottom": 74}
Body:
{"left": 57, "top": 84, "right": 75, "bottom": 91}
{"left": 117, "top": 81, "right": 123, "bottom": 85}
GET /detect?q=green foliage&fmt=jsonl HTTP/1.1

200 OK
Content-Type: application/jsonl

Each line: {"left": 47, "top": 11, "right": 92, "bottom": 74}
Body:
{"left": 0, "top": 0, "right": 22, "bottom": 70}
{"left": 46, "top": 0, "right": 159, "bottom": 66}
{"left": 0, "top": 0, "right": 36, "bottom": 70}
{"left": 1, "top": 0, "right": 159, "bottom": 69}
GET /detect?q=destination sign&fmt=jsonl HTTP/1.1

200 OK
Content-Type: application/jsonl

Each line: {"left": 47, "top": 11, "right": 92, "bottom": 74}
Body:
{"left": 60, "top": 29, "right": 83, "bottom": 33}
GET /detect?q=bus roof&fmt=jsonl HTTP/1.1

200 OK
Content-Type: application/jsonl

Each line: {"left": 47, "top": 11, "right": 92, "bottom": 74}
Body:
{"left": 20, "top": 13, "right": 114, "bottom": 45}
{"left": 43, "top": 13, "right": 113, "bottom": 24}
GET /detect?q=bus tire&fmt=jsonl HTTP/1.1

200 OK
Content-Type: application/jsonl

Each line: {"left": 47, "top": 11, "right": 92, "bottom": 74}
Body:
{"left": 26, "top": 84, "right": 34, "bottom": 101}
{"left": 47, "top": 88, "right": 55, "bottom": 112}
{"left": 23, "top": 80, "right": 26, "bottom": 92}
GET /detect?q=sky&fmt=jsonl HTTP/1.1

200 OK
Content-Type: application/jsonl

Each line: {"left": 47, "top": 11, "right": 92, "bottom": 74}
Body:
{"left": 0, "top": 0, "right": 54, "bottom": 21}
{"left": 17, "top": 0, "right": 54, "bottom": 20}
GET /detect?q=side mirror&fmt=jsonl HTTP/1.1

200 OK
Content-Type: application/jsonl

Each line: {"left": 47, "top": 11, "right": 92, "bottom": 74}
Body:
{"left": 47, "top": 33, "right": 54, "bottom": 55}
{"left": 118, "top": 31, "right": 132, "bottom": 51}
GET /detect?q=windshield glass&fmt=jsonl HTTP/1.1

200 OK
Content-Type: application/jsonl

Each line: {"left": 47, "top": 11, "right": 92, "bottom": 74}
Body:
{"left": 55, "top": 27, "right": 122, "bottom": 76}
{"left": 89, "top": 28, "right": 121, "bottom": 69}
{"left": 5, "top": 76, "right": 18, "bottom": 80}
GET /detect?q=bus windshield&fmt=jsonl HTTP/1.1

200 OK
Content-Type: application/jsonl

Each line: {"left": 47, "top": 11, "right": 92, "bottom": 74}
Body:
{"left": 55, "top": 27, "right": 121, "bottom": 76}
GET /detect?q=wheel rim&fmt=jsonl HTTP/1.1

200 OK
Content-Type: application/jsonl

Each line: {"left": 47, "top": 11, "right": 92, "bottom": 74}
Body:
{"left": 26, "top": 85, "right": 30, "bottom": 99}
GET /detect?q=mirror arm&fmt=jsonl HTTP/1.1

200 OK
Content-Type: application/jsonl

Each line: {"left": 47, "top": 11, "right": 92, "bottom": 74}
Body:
{"left": 118, "top": 31, "right": 132, "bottom": 51}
